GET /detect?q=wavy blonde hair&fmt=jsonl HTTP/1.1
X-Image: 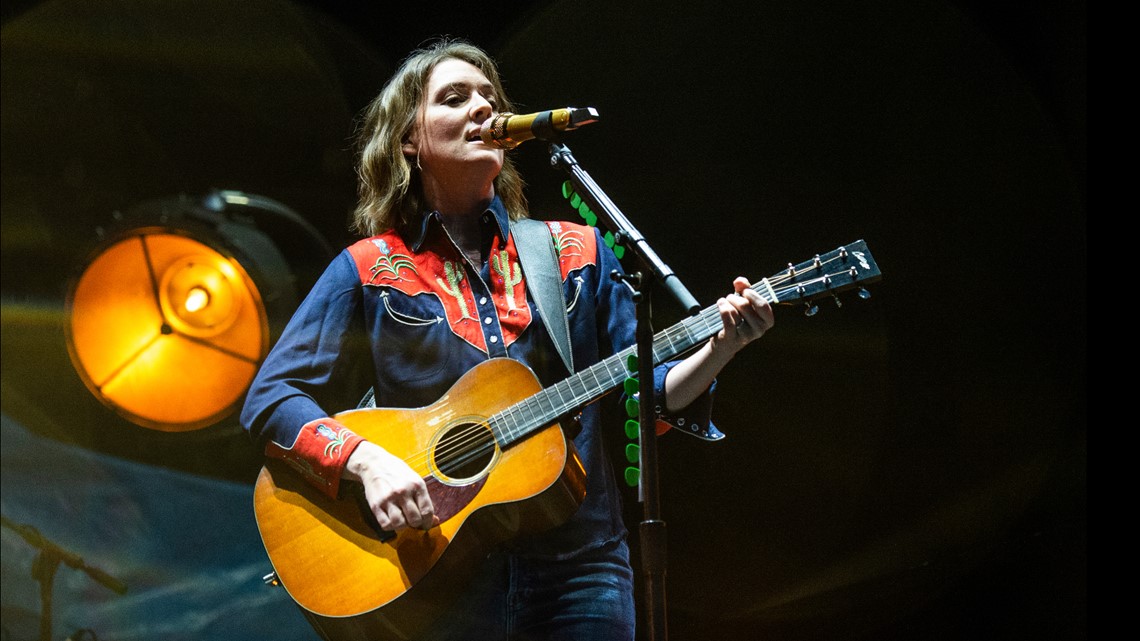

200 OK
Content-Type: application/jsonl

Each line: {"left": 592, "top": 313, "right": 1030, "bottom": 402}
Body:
{"left": 352, "top": 39, "right": 528, "bottom": 236}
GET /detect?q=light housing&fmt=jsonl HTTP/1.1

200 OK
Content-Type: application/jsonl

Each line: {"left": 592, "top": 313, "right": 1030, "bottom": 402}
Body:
{"left": 64, "top": 191, "right": 308, "bottom": 432}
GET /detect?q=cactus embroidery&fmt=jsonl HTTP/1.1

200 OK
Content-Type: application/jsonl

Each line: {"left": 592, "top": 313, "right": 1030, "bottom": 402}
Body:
{"left": 435, "top": 260, "right": 475, "bottom": 321}
{"left": 490, "top": 250, "right": 523, "bottom": 311}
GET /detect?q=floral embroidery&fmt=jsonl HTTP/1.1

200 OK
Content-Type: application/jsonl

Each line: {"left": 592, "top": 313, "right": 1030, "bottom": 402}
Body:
{"left": 554, "top": 228, "right": 586, "bottom": 260}
{"left": 367, "top": 239, "right": 416, "bottom": 283}
{"left": 316, "top": 423, "right": 352, "bottom": 458}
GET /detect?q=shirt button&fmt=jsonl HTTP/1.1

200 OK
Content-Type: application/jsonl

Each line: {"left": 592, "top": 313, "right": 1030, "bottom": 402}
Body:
{"left": 480, "top": 297, "right": 488, "bottom": 305}
{"left": 490, "top": 336, "right": 499, "bottom": 344}
{"left": 484, "top": 317, "right": 492, "bottom": 325}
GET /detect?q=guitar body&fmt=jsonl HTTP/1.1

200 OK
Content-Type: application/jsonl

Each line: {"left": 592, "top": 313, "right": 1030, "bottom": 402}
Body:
{"left": 253, "top": 358, "right": 588, "bottom": 641}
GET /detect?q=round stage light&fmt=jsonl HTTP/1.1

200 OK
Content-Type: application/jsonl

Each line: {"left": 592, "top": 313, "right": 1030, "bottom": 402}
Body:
{"left": 64, "top": 192, "right": 307, "bottom": 433}
{"left": 67, "top": 231, "right": 267, "bottom": 432}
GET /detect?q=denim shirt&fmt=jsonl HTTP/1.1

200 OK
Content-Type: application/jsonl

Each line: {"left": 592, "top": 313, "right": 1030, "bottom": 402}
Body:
{"left": 240, "top": 196, "right": 718, "bottom": 558}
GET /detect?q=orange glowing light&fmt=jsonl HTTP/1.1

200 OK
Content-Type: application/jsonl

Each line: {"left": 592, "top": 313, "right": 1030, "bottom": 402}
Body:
{"left": 66, "top": 230, "right": 269, "bottom": 432}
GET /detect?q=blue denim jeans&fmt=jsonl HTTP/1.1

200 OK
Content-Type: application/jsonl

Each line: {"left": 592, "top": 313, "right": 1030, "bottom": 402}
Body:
{"left": 429, "top": 536, "right": 636, "bottom": 641}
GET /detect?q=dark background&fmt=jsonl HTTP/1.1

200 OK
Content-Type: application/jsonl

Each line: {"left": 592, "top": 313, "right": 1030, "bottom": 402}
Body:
{"left": 1, "top": 1, "right": 1085, "bottom": 640}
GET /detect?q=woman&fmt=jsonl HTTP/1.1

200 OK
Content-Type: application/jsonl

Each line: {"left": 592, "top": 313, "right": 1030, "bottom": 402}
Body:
{"left": 241, "top": 38, "right": 773, "bottom": 641}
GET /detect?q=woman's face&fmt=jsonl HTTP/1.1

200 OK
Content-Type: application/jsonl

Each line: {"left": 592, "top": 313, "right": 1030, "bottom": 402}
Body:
{"left": 404, "top": 58, "right": 505, "bottom": 187}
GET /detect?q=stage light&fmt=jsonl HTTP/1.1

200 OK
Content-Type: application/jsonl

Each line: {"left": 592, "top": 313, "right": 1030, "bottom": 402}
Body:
{"left": 64, "top": 192, "right": 310, "bottom": 433}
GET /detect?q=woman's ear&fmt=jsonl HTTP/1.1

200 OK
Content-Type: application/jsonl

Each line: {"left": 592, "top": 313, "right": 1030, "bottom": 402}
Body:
{"left": 401, "top": 138, "right": 417, "bottom": 157}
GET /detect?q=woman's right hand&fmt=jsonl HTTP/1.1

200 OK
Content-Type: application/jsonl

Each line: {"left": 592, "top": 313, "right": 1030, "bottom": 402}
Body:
{"left": 344, "top": 440, "right": 438, "bottom": 531}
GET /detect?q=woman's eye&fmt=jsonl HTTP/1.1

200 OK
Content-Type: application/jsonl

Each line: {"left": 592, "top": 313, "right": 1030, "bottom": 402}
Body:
{"left": 444, "top": 94, "right": 465, "bottom": 106}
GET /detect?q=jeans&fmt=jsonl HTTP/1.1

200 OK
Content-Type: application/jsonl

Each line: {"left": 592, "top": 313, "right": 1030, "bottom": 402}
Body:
{"left": 429, "top": 536, "right": 636, "bottom": 641}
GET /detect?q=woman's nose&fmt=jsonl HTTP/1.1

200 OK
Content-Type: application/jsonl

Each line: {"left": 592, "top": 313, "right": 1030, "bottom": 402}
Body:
{"left": 470, "top": 94, "right": 493, "bottom": 122}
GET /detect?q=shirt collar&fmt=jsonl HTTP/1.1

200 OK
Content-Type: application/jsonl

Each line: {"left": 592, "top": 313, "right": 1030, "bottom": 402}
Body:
{"left": 408, "top": 195, "right": 511, "bottom": 252}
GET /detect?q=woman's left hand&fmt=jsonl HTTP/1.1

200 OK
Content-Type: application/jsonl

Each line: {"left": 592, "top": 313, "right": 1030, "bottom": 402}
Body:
{"left": 711, "top": 277, "right": 775, "bottom": 355}
{"left": 662, "top": 276, "right": 776, "bottom": 412}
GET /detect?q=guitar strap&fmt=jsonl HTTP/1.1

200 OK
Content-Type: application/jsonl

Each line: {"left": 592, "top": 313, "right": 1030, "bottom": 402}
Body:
{"left": 511, "top": 217, "right": 574, "bottom": 376}
{"left": 357, "top": 217, "right": 572, "bottom": 410}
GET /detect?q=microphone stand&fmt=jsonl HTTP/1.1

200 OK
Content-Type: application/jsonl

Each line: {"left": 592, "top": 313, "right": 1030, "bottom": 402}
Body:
{"left": 547, "top": 139, "right": 700, "bottom": 641}
{"left": 2, "top": 515, "right": 128, "bottom": 641}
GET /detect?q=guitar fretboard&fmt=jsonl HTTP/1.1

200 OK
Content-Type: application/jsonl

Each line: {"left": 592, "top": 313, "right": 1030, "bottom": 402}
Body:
{"left": 488, "top": 239, "right": 878, "bottom": 446}
{"left": 488, "top": 281, "right": 767, "bottom": 446}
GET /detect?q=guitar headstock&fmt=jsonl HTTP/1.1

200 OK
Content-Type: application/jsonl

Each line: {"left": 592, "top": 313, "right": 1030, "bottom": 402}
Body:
{"left": 759, "top": 240, "right": 882, "bottom": 315}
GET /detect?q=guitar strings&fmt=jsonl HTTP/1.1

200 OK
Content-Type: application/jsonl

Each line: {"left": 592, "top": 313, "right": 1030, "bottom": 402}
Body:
{"left": 397, "top": 361, "right": 619, "bottom": 477}
{"left": 394, "top": 296, "right": 718, "bottom": 476}
{"left": 393, "top": 251, "right": 860, "bottom": 476}
{"left": 398, "top": 276, "right": 802, "bottom": 475}
{"left": 397, "top": 277, "right": 824, "bottom": 475}
{"left": 394, "top": 344, "right": 632, "bottom": 475}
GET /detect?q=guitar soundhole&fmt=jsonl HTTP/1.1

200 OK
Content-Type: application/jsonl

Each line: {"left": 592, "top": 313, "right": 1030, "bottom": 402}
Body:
{"left": 432, "top": 421, "right": 498, "bottom": 483}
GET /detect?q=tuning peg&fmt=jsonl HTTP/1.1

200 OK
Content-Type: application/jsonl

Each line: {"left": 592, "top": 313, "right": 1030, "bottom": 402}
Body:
{"left": 821, "top": 275, "right": 843, "bottom": 308}
{"left": 803, "top": 302, "right": 819, "bottom": 317}
{"left": 858, "top": 287, "right": 872, "bottom": 300}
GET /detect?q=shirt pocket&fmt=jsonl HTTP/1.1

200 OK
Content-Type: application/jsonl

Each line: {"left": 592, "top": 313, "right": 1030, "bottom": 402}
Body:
{"left": 372, "top": 289, "right": 454, "bottom": 386}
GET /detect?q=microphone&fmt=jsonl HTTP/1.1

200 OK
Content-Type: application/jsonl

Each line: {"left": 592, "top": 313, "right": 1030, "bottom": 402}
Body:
{"left": 480, "top": 107, "right": 600, "bottom": 149}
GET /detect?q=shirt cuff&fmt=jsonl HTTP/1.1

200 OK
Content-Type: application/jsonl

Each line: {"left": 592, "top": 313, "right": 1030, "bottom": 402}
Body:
{"left": 264, "top": 417, "right": 365, "bottom": 498}
{"left": 652, "top": 362, "right": 725, "bottom": 441}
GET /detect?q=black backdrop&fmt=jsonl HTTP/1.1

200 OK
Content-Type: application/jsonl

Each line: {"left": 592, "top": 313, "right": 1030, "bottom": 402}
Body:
{"left": 1, "top": 1, "right": 1085, "bottom": 639}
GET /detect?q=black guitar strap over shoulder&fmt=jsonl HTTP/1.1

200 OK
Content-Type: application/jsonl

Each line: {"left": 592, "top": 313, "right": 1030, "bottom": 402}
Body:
{"left": 510, "top": 217, "right": 574, "bottom": 376}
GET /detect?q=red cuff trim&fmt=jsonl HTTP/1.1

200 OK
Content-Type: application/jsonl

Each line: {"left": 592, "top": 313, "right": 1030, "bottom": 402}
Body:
{"left": 265, "top": 418, "right": 365, "bottom": 499}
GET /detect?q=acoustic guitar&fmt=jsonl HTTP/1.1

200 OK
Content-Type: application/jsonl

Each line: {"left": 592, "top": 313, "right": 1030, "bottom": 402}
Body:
{"left": 253, "top": 240, "right": 881, "bottom": 640}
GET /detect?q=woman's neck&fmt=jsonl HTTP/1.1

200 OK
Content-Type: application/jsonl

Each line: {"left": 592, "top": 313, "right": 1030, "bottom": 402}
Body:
{"left": 421, "top": 168, "right": 495, "bottom": 216}
{"left": 437, "top": 211, "right": 483, "bottom": 266}
{"left": 421, "top": 173, "right": 496, "bottom": 263}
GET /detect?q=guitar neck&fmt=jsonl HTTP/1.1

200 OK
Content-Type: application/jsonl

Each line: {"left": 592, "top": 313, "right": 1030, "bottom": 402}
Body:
{"left": 491, "top": 240, "right": 881, "bottom": 447}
